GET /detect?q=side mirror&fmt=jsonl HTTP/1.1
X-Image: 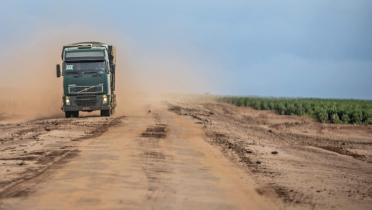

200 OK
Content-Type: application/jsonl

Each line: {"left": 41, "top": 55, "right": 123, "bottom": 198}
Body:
{"left": 56, "top": 64, "right": 61, "bottom": 78}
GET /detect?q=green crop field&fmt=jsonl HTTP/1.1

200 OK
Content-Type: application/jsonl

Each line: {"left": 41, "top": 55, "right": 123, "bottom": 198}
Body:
{"left": 219, "top": 97, "right": 372, "bottom": 125}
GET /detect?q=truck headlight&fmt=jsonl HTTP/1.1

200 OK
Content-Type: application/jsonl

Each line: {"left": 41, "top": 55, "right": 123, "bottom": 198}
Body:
{"left": 102, "top": 95, "right": 108, "bottom": 104}
{"left": 65, "top": 96, "right": 71, "bottom": 105}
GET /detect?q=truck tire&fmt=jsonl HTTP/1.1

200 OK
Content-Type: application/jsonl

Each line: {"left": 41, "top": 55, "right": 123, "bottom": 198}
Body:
{"left": 100, "top": 109, "right": 111, "bottom": 117}
{"left": 65, "top": 111, "right": 72, "bottom": 118}
{"left": 73, "top": 111, "right": 79, "bottom": 118}
{"left": 65, "top": 111, "right": 79, "bottom": 118}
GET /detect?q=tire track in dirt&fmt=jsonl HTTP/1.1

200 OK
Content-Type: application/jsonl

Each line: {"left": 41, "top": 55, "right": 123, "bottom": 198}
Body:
{"left": 0, "top": 116, "right": 124, "bottom": 199}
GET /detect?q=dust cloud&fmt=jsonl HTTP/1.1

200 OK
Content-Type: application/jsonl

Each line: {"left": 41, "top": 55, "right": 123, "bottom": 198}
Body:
{"left": 115, "top": 48, "right": 214, "bottom": 115}
{"left": 0, "top": 39, "right": 62, "bottom": 121}
{"left": 0, "top": 29, "right": 215, "bottom": 120}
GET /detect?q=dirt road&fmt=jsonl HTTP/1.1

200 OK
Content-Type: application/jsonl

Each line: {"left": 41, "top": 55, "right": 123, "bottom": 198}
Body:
{"left": 0, "top": 99, "right": 371, "bottom": 210}
{"left": 0, "top": 104, "right": 276, "bottom": 210}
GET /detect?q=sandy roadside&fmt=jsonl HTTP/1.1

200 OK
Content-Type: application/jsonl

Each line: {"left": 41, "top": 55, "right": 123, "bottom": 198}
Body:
{"left": 169, "top": 101, "right": 372, "bottom": 210}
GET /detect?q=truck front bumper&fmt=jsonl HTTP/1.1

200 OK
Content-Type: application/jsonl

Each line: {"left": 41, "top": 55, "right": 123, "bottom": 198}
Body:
{"left": 62, "top": 95, "right": 111, "bottom": 112}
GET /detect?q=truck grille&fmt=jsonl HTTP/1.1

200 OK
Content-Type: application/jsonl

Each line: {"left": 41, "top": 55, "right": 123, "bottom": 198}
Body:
{"left": 75, "top": 96, "right": 97, "bottom": 107}
{"left": 68, "top": 84, "right": 103, "bottom": 94}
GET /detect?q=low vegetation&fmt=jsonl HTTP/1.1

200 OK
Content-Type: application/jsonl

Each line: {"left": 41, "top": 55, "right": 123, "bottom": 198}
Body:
{"left": 219, "top": 97, "right": 372, "bottom": 124}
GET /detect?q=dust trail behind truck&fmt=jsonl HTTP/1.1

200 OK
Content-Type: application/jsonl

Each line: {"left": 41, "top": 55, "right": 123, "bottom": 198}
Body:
{"left": 56, "top": 41, "right": 116, "bottom": 118}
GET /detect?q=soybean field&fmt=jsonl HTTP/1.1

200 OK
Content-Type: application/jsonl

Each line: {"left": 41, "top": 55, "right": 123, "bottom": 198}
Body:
{"left": 220, "top": 97, "right": 372, "bottom": 124}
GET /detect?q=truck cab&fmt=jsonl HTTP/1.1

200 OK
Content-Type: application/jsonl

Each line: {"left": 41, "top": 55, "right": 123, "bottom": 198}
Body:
{"left": 56, "top": 42, "right": 116, "bottom": 118}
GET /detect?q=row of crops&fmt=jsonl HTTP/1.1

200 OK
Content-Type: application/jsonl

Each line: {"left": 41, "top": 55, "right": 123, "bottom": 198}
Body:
{"left": 219, "top": 97, "right": 372, "bottom": 124}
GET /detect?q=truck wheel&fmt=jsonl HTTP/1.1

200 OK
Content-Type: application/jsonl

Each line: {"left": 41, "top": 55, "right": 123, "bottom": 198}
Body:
{"left": 65, "top": 111, "right": 72, "bottom": 118}
{"left": 73, "top": 111, "right": 79, "bottom": 118}
{"left": 100, "top": 109, "right": 111, "bottom": 117}
{"left": 65, "top": 111, "right": 79, "bottom": 118}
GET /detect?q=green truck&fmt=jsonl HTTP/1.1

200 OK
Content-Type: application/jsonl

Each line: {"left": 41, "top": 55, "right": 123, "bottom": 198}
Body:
{"left": 56, "top": 41, "right": 116, "bottom": 118}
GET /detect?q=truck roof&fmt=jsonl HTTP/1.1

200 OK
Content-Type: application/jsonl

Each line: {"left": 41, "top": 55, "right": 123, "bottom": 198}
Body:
{"left": 61, "top": 41, "right": 115, "bottom": 63}
{"left": 64, "top": 41, "right": 111, "bottom": 48}
{"left": 62, "top": 42, "right": 109, "bottom": 54}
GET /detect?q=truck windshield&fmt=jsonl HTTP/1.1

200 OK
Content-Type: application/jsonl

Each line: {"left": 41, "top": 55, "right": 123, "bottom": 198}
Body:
{"left": 64, "top": 61, "right": 106, "bottom": 72}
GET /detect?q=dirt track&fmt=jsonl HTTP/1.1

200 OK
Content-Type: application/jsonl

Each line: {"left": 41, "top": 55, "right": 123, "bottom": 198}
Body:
{"left": 0, "top": 99, "right": 371, "bottom": 210}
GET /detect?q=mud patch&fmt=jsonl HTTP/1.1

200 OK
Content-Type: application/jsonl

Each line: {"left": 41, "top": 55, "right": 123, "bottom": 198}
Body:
{"left": 1, "top": 187, "right": 33, "bottom": 198}
{"left": 317, "top": 146, "right": 366, "bottom": 161}
{"left": 272, "top": 185, "right": 307, "bottom": 204}
{"left": 168, "top": 105, "right": 212, "bottom": 124}
{"left": 141, "top": 124, "right": 168, "bottom": 138}
{"left": 72, "top": 116, "right": 125, "bottom": 141}
{"left": 143, "top": 151, "right": 166, "bottom": 160}
{"left": 255, "top": 185, "right": 310, "bottom": 206}
{"left": 36, "top": 150, "right": 70, "bottom": 165}
{"left": 205, "top": 131, "right": 258, "bottom": 168}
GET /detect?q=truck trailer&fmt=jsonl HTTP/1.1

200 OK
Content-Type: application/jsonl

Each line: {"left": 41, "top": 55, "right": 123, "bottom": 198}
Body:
{"left": 56, "top": 41, "right": 116, "bottom": 118}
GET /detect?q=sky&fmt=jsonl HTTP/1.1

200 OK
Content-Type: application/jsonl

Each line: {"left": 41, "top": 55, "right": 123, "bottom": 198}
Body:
{"left": 1, "top": 0, "right": 371, "bottom": 99}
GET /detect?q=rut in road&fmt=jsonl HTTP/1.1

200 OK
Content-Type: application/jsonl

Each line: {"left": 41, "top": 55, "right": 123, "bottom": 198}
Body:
{"left": 0, "top": 107, "right": 276, "bottom": 210}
